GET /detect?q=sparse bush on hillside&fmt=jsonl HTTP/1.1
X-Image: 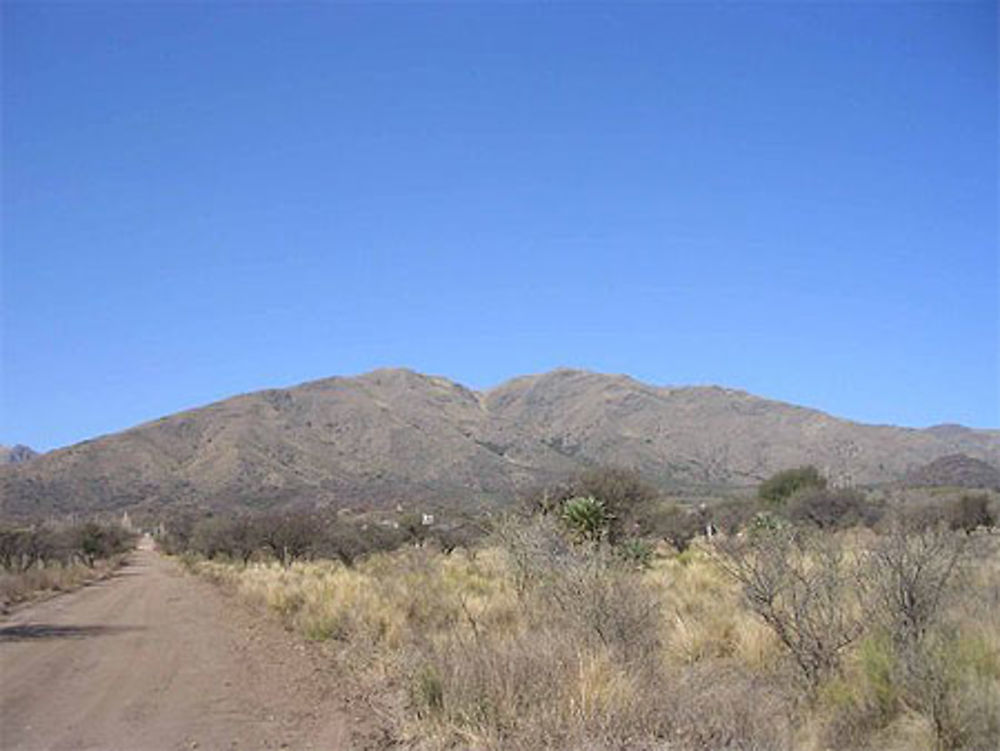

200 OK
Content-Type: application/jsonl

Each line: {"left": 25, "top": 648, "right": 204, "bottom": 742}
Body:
{"left": 759, "top": 465, "right": 827, "bottom": 505}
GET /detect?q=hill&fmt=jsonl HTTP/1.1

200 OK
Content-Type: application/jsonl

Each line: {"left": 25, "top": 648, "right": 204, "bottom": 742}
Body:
{"left": 2, "top": 369, "right": 998, "bottom": 518}
{"left": 903, "top": 453, "right": 1000, "bottom": 489}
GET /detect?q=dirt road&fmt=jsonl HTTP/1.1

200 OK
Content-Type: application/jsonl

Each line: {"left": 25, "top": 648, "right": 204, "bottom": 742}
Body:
{"left": 0, "top": 540, "right": 367, "bottom": 750}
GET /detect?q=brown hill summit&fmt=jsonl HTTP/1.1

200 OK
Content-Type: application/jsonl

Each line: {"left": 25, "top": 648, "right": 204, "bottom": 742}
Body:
{"left": 2, "top": 368, "right": 998, "bottom": 517}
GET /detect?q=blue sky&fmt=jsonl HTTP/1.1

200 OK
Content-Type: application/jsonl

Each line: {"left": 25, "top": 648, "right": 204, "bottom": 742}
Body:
{"left": 2, "top": 1, "right": 997, "bottom": 451}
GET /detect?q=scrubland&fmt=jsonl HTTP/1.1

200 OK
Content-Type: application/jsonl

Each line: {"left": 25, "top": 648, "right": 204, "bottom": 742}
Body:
{"left": 186, "top": 507, "right": 1000, "bottom": 751}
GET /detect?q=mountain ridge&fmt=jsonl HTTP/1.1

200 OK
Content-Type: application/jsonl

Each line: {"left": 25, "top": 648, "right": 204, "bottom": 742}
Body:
{"left": 2, "top": 368, "right": 997, "bottom": 518}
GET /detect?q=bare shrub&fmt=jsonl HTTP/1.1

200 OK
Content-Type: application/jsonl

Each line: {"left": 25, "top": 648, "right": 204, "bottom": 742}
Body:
{"left": 785, "top": 488, "right": 884, "bottom": 530}
{"left": 643, "top": 503, "right": 703, "bottom": 552}
{"left": 947, "top": 493, "right": 996, "bottom": 533}
{"left": 862, "top": 521, "right": 968, "bottom": 649}
{"left": 711, "top": 528, "right": 864, "bottom": 691}
{"left": 492, "top": 514, "right": 570, "bottom": 597}
{"left": 540, "top": 545, "right": 662, "bottom": 666}
{"left": 669, "top": 661, "right": 794, "bottom": 751}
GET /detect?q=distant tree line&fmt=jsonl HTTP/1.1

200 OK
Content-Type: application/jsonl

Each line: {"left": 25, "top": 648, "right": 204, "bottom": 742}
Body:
{"left": 0, "top": 520, "right": 136, "bottom": 573}
{"left": 158, "top": 507, "right": 488, "bottom": 566}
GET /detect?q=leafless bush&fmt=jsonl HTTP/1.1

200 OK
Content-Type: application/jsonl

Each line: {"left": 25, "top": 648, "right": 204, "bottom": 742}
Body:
{"left": 541, "top": 545, "right": 662, "bottom": 666}
{"left": 493, "top": 513, "right": 571, "bottom": 597}
{"left": 711, "top": 527, "right": 864, "bottom": 691}
{"left": 669, "top": 661, "right": 794, "bottom": 751}
{"left": 642, "top": 503, "right": 703, "bottom": 552}
{"left": 947, "top": 492, "right": 996, "bottom": 533}
{"left": 785, "top": 487, "right": 884, "bottom": 530}
{"left": 861, "top": 520, "right": 969, "bottom": 649}
{"left": 855, "top": 521, "right": 998, "bottom": 750}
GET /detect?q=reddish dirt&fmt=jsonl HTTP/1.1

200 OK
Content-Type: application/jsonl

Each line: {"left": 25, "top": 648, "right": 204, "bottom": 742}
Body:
{"left": 0, "top": 540, "right": 380, "bottom": 750}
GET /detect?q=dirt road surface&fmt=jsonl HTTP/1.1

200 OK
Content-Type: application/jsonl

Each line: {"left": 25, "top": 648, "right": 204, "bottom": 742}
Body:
{"left": 0, "top": 539, "right": 372, "bottom": 750}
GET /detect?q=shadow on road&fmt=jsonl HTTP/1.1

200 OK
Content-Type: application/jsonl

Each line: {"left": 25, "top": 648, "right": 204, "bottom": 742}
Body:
{"left": 0, "top": 624, "right": 145, "bottom": 643}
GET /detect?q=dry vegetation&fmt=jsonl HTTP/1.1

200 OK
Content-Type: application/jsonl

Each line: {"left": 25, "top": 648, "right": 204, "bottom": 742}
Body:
{"left": 0, "top": 521, "right": 135, "bottom": 612}
{"left": 176, "top": 472, "right": 1000, "bottom": 751}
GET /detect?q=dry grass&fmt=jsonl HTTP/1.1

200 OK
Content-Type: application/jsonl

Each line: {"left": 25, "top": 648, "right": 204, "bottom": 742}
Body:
{"left": 188, "top": 524, "right": 1000, "bottom": 751}
{"left": 0, "top": 555, "right": 128, "bottom": 613}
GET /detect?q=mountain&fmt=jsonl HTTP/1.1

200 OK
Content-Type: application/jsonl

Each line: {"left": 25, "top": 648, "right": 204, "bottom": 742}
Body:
{"left": 1, "top": 368, "right": 998, "bottom": 518}
{"left": 0, "top": 445, "right": 38, "bottom": 465}
{"left": 903, "top": 454, "right": 1000, "bottom": 490}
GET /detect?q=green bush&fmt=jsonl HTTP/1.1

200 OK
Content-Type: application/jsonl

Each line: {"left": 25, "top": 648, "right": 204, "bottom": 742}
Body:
{"left": 758, "top": 465, "right": 827, "bottom": 505}
{"left": 618, "top": 539, "right": 654, "bottom": 568}
{"left": 561, "top": 496, "right": 610, "bottom": 542}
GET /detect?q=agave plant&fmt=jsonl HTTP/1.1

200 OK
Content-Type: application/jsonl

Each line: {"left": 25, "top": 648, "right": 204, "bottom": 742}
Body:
{"left": 561, "top": 496, "right": 610, "bottom": 542}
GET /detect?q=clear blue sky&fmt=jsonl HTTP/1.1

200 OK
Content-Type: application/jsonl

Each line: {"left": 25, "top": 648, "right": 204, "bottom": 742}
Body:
{"left": 2, "top": 1, "right": 997, "bottom": 451}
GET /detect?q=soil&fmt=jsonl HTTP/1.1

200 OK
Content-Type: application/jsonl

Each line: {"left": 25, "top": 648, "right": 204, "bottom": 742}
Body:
{"left": 0, "top": 538, "right": 384, "bottom": 750}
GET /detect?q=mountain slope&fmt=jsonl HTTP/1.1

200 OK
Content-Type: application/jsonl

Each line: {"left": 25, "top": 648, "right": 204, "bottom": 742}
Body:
{"left": 2, "top": 369, "right": 998, "bottom": 517}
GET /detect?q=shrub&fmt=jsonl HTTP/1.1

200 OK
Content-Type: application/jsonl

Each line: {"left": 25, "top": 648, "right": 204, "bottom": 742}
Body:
{"left": 706, "top": 497, "right": 759, "bottom": 535}
{"left": 759, "top": 465, "right": 827, "bottom": 505}
{"left": 643, "top": 503, "right": 703, "bottom": 552}
{"left": 785, "top": 488, "right": 884, "bottom": 530}
{"left": 569, "top": 466, "right": 658, "bottom": 543}
{"left": 861, "top": 520, "right": 969, "bottom": 650}
{"left": 617, "top": 539, "right": 653, "bottom": 569}
{"left": 712, "top": 527, "right": 864, "bottom": 691}
{"left": 948, "top": 492, "right": 995, "bottom": 533}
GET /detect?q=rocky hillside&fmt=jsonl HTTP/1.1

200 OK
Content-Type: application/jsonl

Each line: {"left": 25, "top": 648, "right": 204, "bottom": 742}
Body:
{"left": 2, "top": 369, "right": 998, "bottom": 517}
